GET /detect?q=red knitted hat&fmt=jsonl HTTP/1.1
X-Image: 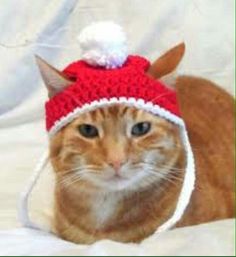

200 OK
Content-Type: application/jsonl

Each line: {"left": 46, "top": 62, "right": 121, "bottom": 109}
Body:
{"left": 46, "top": 55, "right": 181, "bottom": 134}
{"left": 45, "top": 22, "right": 182, "bottom": 136}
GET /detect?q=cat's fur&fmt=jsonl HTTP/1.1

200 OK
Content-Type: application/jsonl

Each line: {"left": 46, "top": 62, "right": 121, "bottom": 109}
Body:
{"left": 50, "top": 105, "right": 185, "bottom": 243}
{"left": 36, "top": 43, "right": 234, "bottom": 244}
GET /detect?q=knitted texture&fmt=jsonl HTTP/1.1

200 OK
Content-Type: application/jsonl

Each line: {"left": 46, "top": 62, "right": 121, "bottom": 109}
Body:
{"left": 45, "top": 55, "right": 180, "bottom": 132}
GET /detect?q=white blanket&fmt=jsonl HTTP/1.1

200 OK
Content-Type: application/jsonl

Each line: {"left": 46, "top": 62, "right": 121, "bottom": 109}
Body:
{"left": 0, "top": 0, "right": 234, "bottom": 255}
{"left": 0, "top": 220, "right": 234, "bottom": 256}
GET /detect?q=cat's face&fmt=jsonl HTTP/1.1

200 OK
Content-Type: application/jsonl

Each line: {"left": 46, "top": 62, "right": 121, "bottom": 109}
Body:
{"left": 50, "top": 104, "right": 184, "bottom": 192}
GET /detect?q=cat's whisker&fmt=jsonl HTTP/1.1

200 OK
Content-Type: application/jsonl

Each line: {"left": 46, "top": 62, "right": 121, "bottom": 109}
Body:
{"left": 145, "top": 169, "right": 182, "bottom": 187}
{"left": 59, "top": 172, "right": 89, "bottom": 188}
{"left": 61, "top": 177, "right": 84, "bottom": 189}
{"left": 133, "top": 173, "right": 155, "bottom": 189}
{"left": 56, "top": 165, "right": 100, "bottom": 175}
{"left": 138, "top": 175, "right": 167, "bottom": 194}
{"left": 55, "top": 167, "right": 80, "bottom": 174}
{"left": 58, "top": 169, "right": 95, "bottom": 188}
{"left": 134, "top": 161, "right": 185, "bottom": 172}
{"left": 165, "top": 172, "right": 183, "bottom": 180}
{"left": 156, "top": 165, "right": 184, "bottom": 173}
{"left": 161, "top": 172, "right": 184, "bottom": 183}
{"left": 58, "top": 173, "right": 83, "bottom": 187}
{"left": 157, "top": 163, "right": 185, "bottom": 171}
{"left": 132, "top": 165, "right": 183, "bottom": 183}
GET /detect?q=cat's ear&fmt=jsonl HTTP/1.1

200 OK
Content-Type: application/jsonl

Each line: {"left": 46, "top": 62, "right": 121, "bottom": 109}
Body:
{"left": 35, "top": 55, "right": 73, "bottom": 98}
{"left": 147, "top": 43, "right": 185, "bottom": 80}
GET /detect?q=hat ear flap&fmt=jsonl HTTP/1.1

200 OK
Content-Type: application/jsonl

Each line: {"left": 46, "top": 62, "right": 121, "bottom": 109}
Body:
{"left": 35, "top": 55, "right": 74, "bottom": 98}
{"left": 147, "top": 43, "right": 185, "bottom": 80}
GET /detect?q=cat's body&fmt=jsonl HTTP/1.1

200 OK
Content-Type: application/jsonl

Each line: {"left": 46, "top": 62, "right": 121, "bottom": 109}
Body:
{"left": 36, "top": 42, "right": 234, "bottom": 244}
{"left": 175, "top": 75, "right": 234, "bottom": 227}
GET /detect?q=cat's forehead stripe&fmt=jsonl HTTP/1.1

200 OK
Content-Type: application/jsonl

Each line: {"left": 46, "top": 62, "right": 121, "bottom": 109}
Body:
{"left": 98, "top": 108, "right": 106, "bottom": 119}
{"left": 120, "top": 106, "right": 129, "bottom": 117}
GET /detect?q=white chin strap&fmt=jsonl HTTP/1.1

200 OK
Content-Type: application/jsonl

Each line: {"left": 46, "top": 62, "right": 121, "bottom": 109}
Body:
{"left": 18, "top": 123, "right": 195, "bottom": 235}
{"left": 156, "top": 124, "right": 195, "bottom": 233}
{"left": 18, "top": 150, "right": 49, "bottom": 230}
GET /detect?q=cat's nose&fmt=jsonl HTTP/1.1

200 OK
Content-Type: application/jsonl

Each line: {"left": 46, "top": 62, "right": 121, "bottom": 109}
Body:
{"left": 108, "top": 160, "right": 126, "bottom": 174}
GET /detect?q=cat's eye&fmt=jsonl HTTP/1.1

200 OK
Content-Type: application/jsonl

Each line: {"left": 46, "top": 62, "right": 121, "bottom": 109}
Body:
{"left": 131, "top": 122, "right": 151, "bottom": 137}
{"left": 78, "top": 124, "right": 99, "bottom": 138}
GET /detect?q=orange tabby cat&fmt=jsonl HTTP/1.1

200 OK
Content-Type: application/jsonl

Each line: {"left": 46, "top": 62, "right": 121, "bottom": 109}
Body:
{"left": 36, "top": 43, "right": 234, "bottom": 244}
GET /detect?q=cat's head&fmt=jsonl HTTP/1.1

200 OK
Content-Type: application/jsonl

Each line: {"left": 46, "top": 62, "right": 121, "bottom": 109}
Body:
{"left": 49, "top": 104, "right": 184, "bottom": 192}
{"left": 36, "top": 43, "right": 185, "bottom": 192}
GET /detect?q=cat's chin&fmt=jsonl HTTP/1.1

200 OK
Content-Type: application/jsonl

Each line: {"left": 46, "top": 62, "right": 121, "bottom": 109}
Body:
{"left": 102, "top": 177, "right": 134, "bottom": 191}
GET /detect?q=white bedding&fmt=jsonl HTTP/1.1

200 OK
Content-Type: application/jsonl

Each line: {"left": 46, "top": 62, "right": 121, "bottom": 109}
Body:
{"left": 0, "top": 0, "right": 234, "bottom": 255}
{"left": 0, "top": 220, "right": 234, "bottom": 256}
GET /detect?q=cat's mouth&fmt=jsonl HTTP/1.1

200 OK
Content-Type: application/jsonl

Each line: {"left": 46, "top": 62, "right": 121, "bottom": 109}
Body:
{"left": 86, "top": 171, "right": 136, "bottom": 191}
{"left": 82, "top": 167, "right": 151, "bottom": 191}
{"left": 106, "top": 174, "right": 128, "bottom": 182}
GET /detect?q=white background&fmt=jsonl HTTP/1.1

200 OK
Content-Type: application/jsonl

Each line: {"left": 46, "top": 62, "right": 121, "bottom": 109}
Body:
{"left": 0, "top": 0, "right": 234, "bottom": 255}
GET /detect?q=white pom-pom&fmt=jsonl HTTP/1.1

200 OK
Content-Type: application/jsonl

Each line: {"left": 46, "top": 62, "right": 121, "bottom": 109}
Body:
{"left": 77, "top": 21, "right": 128, "bottom": 69}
